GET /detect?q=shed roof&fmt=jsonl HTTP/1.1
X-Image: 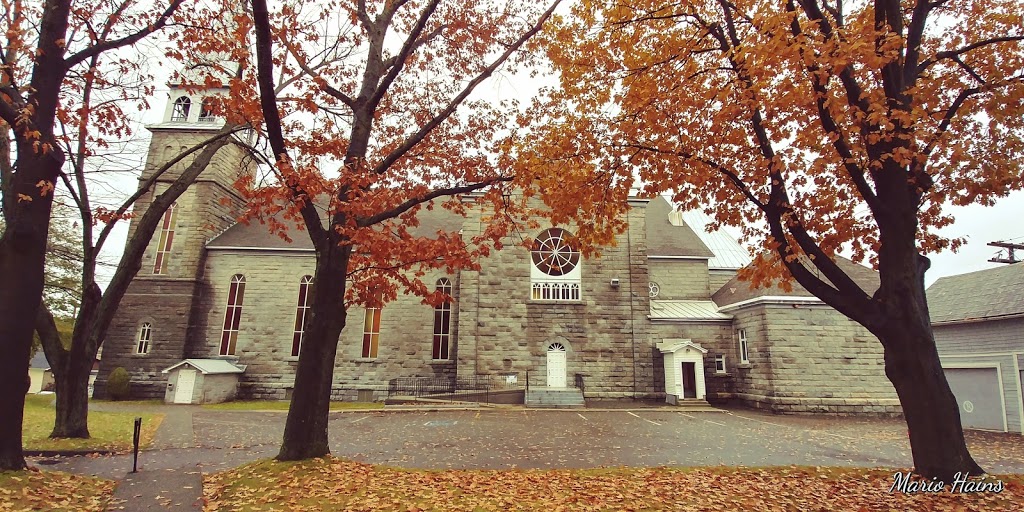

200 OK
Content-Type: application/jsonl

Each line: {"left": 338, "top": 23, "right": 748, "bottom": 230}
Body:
{"left": 677, "top": 210, "right": 751, "bottom": 270}
{"left": 650, "top": 300, "right": 733, "bottom": 321}
{"left": 29, "top": 351, "right": 50, "bottom": 370}
{"left": 162, "top": 359, "right": 246, "bottom": 375}
{"left": 927, "top": 263, "right": 1024, "bottom": 324}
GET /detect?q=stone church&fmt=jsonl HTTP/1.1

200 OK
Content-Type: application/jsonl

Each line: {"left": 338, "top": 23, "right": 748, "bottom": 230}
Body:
{"left": 95, "top": 76, "right": 901, "bottom": 414}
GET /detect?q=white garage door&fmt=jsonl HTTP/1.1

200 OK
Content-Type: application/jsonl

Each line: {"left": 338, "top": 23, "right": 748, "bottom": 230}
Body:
{"left": 943, "top": 367, "right": 1005, "bottom": 432}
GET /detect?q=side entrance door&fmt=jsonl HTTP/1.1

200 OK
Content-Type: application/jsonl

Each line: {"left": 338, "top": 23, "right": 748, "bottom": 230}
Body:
{"left": 546, "top": 343, "right": 567, "bottom": 388}
{"left": 174, "top": 369, "right": 197, "bottom": 404}
{"left": 681, "top": 362, "right": 697, "bottom": 399}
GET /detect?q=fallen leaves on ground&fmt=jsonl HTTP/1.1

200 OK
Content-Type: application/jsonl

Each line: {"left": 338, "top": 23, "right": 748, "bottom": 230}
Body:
{"left": 203, "top": 458, "right": 1023, "bottom": 511}
{"left": 0, "top": 468, "right": 114, "bottom": 511}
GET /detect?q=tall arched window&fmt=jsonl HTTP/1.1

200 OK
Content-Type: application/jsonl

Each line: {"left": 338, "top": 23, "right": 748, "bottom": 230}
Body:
{"left": 136, "top": 323, "right": 152, "bottom": 355}
{"left": 432, "top": 278, "right": 453, "bottom": 360}
{"left": 530, "top": 228, "right": 582, "bottom": 301}
{"left": 153, "top": 203, "right": 177, "bottom": 274}
{"left": 220, "top": 274, "right": 246, "bottom": 355}
{"left": 361, "top": 304, "right": 382, "bottom": 358}
{"left": 291, "top": 275, "right": 313, "bottom": 357}
{"left": 171, "top": 96, "right": 191, "bottom": 122}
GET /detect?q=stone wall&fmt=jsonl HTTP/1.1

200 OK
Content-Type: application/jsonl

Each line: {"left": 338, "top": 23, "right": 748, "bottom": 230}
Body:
{"left": 648, "top": 321, "right": 733, "bottom": 400}
{"left": 725, "top": 303, "right": 901, "bottom": 414}
{"left": 457, "top": 202, "right": 652, "bottom": 399}
{"left": 648, "top": 259, "right": 710, "bottom": 300}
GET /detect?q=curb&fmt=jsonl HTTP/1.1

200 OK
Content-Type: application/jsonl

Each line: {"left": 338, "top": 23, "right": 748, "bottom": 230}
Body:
{"left": 24, "top": 449, "right": 115, "bottom": 457}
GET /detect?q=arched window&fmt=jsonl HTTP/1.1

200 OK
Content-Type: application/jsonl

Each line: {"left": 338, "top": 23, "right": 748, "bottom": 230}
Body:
{"left": 171, "top": 96, "right": 191, "bottom": 122}
{"left": 153, "top": 203, "right": 177, "bottom": 274}
{"left": 432, "top": 278, "right": 453, "bottom": 360}
{"left": 136, "top": 323, "right": 152, "bottom": 354}
{"left": 291, "top": 275, "right": 313, "bottom": 357}
{"left": 198, "top": 97, "right": 216, "bottom": 122}
{"left": 220, "top": 274, "right": 246, "bottom": 355}
{"left": 530, "top": 228, "right": 582, "bottom": 301}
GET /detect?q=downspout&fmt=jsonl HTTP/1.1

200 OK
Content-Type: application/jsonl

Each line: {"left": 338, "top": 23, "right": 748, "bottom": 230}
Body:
{"left": 628, "top": 210, "right": 638, "bottom": 400}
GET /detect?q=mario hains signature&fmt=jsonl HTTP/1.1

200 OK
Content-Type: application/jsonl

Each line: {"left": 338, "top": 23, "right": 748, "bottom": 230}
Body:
{"left": 889, "top": 471, "right": 1005, "bottom": 494}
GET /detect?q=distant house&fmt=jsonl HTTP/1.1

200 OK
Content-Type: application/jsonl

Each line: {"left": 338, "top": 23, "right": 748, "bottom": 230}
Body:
{"left": 28, "top": 351, "right": 54, "bottom": 394}
{"left": 928, "top": 263, "right": 1024, "bottom": 434}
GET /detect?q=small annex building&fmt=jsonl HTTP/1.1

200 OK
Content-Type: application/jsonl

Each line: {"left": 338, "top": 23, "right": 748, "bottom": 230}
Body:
{"left": 928, "top": 263, "right": 1024, "bottom": 434}
{"left": 162, "top": 358, "right": 246, "bottom": 404}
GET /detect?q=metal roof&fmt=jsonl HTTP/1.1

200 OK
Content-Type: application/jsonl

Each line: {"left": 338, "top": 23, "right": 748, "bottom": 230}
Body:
{"left": 162, "top": 358, "right": 246, "bottom": 375}
{"left": 649, "top": 300, "right": 733, "bottom": 321}
{"left": 927, "top": 263, "right": 1024, "bottom": 324}
{"left": 678, "top": 210, "right": 752, "bottom": 270}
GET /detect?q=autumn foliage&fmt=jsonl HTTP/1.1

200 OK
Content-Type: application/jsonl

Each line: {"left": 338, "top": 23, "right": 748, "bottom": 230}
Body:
{"left": 528, "top": 0, "right": 1023, "bottom": 481}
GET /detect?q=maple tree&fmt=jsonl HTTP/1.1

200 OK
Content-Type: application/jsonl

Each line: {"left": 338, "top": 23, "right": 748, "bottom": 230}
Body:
{"left": 0, "top": 0, "right": 192, "bottom": 470}
{"left": 246, "top": 0, "right": 561, "bottom": 460}
{"left": 534, "top": 0, "right": 1024, "bottom": 480}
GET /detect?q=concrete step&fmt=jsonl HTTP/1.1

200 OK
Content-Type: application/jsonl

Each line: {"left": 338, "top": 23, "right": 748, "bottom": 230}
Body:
{"left": 525, "top": 388, "right": 585, "bottom": 408}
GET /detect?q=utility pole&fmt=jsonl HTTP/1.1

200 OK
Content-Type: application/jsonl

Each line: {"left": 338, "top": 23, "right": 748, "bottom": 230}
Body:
{"left": 988, "top": 241, "right": 1024, "bottom": 264}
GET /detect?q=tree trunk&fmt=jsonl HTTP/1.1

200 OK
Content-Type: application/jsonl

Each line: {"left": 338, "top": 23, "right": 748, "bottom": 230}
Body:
{"left": 0, "top": 152, "right": 60, "bottom": 470}
{"left": 50, "top": 351, "right": 94, "bottom": 438}
{"left": 277, "top": 240, "right": 352, "bottom": 460}
{"left": 880, "top": 321, "right": 983, "bottom": 481}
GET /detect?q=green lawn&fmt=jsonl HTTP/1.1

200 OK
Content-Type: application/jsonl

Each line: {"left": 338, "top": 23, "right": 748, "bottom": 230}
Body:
{"left": 0, "top": 469, "right": 113, "bottom": 511}
{"left": 23, "top": 395, "right": 163, "bottom": 452}
{"left": 205, "top": 457, "right": 1024, "bottom": 511}
{"left": 202, "top": 400, "right": 384, "bottom": 411}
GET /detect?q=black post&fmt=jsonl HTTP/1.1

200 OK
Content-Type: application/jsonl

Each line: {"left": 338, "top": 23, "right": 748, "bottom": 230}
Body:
{"left": 132, "top": 417, "right": 142, "bottom": 473}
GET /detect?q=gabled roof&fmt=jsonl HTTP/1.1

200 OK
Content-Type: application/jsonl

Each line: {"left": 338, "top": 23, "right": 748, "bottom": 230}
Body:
{"left": 678, "top": 210, "right": 751, "bottom": 270}
{"left": 712, "top": 256, "right": 879, "bottom": 308}
{"left": 206, "top": 201, "right": 465, "bottom": 250}
{"left": 649, "top": 300, "right": 733, "bottom": 322}
{"left": 162, "top": 359, "right": 246, "bottom": 375}
{"left": 927, "top": 263, "right": 1024, "bottom": 324}
{"left": 656, "top": 339, "right": 708, "bottom": 354}
{"left": 645, "top": 197, "right": 715, "bottom": 258}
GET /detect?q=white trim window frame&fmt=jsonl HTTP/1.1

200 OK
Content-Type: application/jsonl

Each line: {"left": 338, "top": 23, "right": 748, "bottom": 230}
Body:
{"left": 432, "top": 278, "right": 453, "bottom": 360}
{"left": 738, "top": 329, "right": 750, "bottom": 364}
{"left": 136, "top": 322, "right": 152, "bottom": 354}
{"left": 715, "top": 354, "right": 726, "bottom": 374}
{"left": 530, "top": 228, "right": 582, "bottom": 302}
{"left": 171, "top": 95, "right": 191, "bottom": 121}
{"left": 291, "top": 275, "right": 313, "bottom": 357}
{"left": 362, "top": 306, "right": 381, "bottom": 359}
{"left": 153, "top": 203, "right": 178, "bottom": 274}
{"left": 220, "top": 274, "right": 246, "bottom": 355}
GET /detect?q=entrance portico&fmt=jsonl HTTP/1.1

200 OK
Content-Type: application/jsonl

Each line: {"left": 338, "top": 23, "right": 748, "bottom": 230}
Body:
{"left": 657, "top": 339, "right": 708, "bottom": 404}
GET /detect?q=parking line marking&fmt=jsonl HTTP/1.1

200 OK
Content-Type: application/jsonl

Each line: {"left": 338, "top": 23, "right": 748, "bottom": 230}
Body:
{"left": 351, "top": 415, "right": 370, "bottom": 423}
{"left": 628, "top": 411, "right": 661, "bottom": 426}
{"left": 474, "top": 411, "right": 480, "bottom": 420}
{"left": 704, "top": 419, "right": 726, "bottom": 427}
{"left": 678, "top": 412, "right": 696, "bottom": 419}
{"left": 726, "top": 411, "right": 855, "bottom": 440}
{"left": 577, "top": 413, "right": 588, "bottom": 421}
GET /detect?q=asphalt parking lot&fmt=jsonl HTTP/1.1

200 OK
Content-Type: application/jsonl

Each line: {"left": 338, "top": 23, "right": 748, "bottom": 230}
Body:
{"left": 189, "top": 407, "right": 1024, "bottom": 474}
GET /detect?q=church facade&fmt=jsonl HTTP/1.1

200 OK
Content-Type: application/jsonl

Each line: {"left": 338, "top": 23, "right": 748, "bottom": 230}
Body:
{"left": 95, "top": 83, "right": 902, "bottom": 414}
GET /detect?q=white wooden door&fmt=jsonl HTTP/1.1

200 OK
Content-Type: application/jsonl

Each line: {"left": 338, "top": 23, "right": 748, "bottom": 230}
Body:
{"left": 546, "top": 343, "right": 567, "bottom": 388}
{"left": 174, "top": 369, "right": 197, "bottom": 404}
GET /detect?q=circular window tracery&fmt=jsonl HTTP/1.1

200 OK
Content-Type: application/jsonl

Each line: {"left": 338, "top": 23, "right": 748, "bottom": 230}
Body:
{"left": 649, "top": 281, "right": 661, "bottom": 298}
{"left": 531, "top": 228, "right": 580, "bottom": 276}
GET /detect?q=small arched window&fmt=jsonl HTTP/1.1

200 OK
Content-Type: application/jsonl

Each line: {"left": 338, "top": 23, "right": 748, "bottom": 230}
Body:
{"left": 171, "top": 96, "right": 191, "bottom": 122}
{"left": 220, "top": 274, "right": 246, "bottom": 355}
{"left": 432, "top": 278, "right": 453, "bottom": 360}
{"left": 136, "top": 323, "right": 152, "bottom": 354}
{"left": 198, "top": 97, "right": 216, "bottom": 122}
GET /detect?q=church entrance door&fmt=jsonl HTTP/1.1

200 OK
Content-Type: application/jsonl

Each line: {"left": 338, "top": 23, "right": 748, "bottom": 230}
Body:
{"left": 546, "top": 343, "right": 567, "bottom": 388}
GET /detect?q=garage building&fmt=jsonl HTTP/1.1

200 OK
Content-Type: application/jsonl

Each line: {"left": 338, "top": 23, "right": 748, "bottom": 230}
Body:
{"left": 928, "top": 263, "right": 1024, "bottom": 434}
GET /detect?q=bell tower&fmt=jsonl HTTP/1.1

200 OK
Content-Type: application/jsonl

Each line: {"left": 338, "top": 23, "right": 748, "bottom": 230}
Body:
{"left": 96, "top": 53, "right": 253, "bottom": 398}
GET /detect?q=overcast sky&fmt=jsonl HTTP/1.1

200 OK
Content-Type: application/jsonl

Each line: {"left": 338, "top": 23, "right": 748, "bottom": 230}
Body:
{"left": 88, "top": 39, "right": 1024, "bottom": 291}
